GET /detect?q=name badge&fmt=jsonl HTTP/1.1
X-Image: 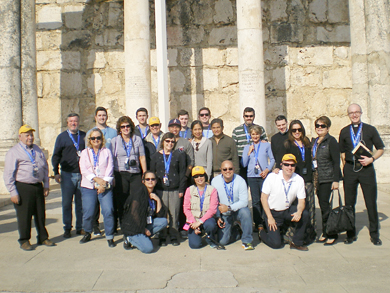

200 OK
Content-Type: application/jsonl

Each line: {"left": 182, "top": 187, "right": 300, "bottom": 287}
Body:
{"left": 312, "top": 160, "right": 318, "bottom": 169}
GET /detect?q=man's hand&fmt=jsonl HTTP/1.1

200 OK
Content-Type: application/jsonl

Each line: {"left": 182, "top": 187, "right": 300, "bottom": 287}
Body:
{"left": 359, "top": 155, "right": 373, "bottom": 167}
{"left": 291, "top": 212, "right": 302, "bottom": 222}
{"left": 267, "top": 216, "right": 277, "bottom": 231}
{"left": 145, "top": 228, "right": 151, "bottom": 237}
{"left": 97, "top": 185, "right": 105, "bottom": 194}
{"left": 218, "top": 204, "right": 229, "bottom": 214}
{"left": 217, "top": 218, "right": 225, "bottom": 229}
{"left": 11, "top": 195, "right": 20, "bottom": 204}
{"left": 44, "top": 188, "right": 50, "bottom": 197}
{"left": 179, "top": 192, "right": 183, "bottom": 198}
{"left": 54, "top": 174, "right": 61, "bottom": 183}
{"left": 94, "top": 177, "right": 106, "bottom": 186}
{"left": 273, "top": 168, "right": 280, "bottom": 174}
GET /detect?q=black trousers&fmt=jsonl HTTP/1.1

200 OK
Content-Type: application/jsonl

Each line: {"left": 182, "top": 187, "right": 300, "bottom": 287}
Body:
{"left": 14, "top": 182, "right": 49, "bottom": 244}
{"left": 343, "top": 163, "right": 379, "bottom": 239}
{"left": 317, "top": 182, "right": 337, "bottom": 239}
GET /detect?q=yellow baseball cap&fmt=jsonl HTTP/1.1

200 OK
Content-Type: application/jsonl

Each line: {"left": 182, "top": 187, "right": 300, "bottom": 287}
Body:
{"left": 192, "top": 166, "right": 205, "bottom": 177}
{"left": 281, "top": 154, "right": 297, "bottom": 163}
{"left": 19, "top": 125, "right": 35, "bottom": 134}
{"left": 149, "top": 117, "right": 160, "bottom": 125}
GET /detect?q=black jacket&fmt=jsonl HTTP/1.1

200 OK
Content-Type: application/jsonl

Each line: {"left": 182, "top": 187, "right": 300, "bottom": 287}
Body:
{"left": 312, "top": 134, "right": 340, "bottom": 184}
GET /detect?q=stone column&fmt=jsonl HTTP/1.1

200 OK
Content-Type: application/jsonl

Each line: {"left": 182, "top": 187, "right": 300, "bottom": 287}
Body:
{"left": 236, "top": 0, "right": 266, "bottom": 127}
{"left": 124, "top": 0, "right": 152, "bottom": 122}
{"left": 21, "top": 0, "right": 40, "bottom": 145}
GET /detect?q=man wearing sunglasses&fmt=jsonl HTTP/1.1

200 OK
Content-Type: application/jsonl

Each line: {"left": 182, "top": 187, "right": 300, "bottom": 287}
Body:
{"left": 143, "top": 116, "right": 164, "bottom": 169}
{"left": 232, "top": 107, "right": 267, "bottom": 182}
{"left": 198, "top": 107, "right": 213, "bottom": 138}
{"left": 339, "top": 103, "right": 384, "bottom": 246}
{"left": 259, "top": 154, "right": 309, "bottom": 251}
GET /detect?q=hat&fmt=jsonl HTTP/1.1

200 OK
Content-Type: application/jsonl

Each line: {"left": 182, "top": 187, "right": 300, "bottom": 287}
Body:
{"left": 19, "top": 125, "right": 35, "bottom": 134}
{"left": 149, "top": 116, "right": 160, "bottom": 125}
{"left": 192, "top": 166, "right": 206, "bottom": 177}
{"left": 168, "top": 118, "right": 181, "bottom": 127}
{"left": 281, "top": 154, "right": 297, "bottom": 164}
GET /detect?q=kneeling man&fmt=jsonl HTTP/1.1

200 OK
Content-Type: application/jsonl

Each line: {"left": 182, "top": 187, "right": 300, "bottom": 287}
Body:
{"left": 260, "top": 154, "right": 309, "bottom": 251}
{"left": 211, "top": 160, "right": 254, "bottom": 250}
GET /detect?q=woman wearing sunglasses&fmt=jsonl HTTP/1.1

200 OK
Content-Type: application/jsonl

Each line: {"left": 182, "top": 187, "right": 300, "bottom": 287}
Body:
{"left": 122, "top": 171, "right": 168, "bottom": 253}
{"left": 183, "top": 166, "right": 218, "bottom": 249}
{"left": 79, "top": 128, "right": 116, "bottom": 247}
{"left": 150, "top": 132, "right": 186, "bottom": 246}
{"left": 110, "top": 116, "right": 147, "bottom": 230}
{"left": 282, "top": 120, "right": 316, "bottom": 244}
{"left": 241, "top": 125, "right": 275, "bottom": 232}
{"left": 190, "top": 120, "right": 213, "bottom": 180}
{"left": 312, "top": 116, "right": 340, "bottom": 245}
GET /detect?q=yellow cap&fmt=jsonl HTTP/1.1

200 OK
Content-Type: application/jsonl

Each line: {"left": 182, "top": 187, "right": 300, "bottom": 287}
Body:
{"left": 19, "top": 125, "right": 35, "bottom": 134}
{"left": 192, "top": 166, "right": 205, "bottom": 177}
{"left": 149, "top": 117, "right": 160, "bottom": 125}
{"left": 281, "top": 153, "right": 297, "bottom": 163}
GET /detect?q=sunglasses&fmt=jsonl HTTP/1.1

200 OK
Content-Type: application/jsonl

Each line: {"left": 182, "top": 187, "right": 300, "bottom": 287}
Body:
{"left": 222, "top": 167, "right": 234, "bottom": 171}
{"left": 199, "top": 113, "right": 209, "bottom": 117}
{"left": 164, "top": 139, "right": 175, "bottom": 144}
{"left": 244, "top": 115, "right": 254, "bottom": 118}
{"left": 315, "top": 124, "right": 327, "bottom": 129}
{"left": 292, "top": 128, "right": 302, "bottom": 133}
{"left": 195, "top": 142, "right": 200, "bottom": 151}
{"left": 282, "top": 163, "right": 296, "bottom": 167}
{"left": 120, "top": 124, "right": 131, "bottom": 129}
{"left": 144, "top": 178, "right": 156, "bottom": 181}
{"left": 90, "top": 136, "right": 102, "bottom": 141}
{"left": 150, "top": 124, "right": 160, "bottom": 128}
{"left": 193, "top": 174, "right": 205, "bottom": 179}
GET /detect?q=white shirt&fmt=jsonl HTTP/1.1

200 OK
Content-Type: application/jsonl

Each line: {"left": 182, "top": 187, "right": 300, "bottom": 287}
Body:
{"left": 261, "top": 170, "right": 306, "bottom": 211}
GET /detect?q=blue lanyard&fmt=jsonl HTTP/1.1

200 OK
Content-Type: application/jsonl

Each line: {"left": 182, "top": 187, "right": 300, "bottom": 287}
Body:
{"left": 163, "top": 151, "right": 172, "bottom": 174}
{"left": 180, "top": 128, "right": 188, "bottom": 138}
{"left": 91, "top": 148, "right": 100, "bottom": 167}
{"left": 67, "top": 130, "right": 80, "bottom": 151}
{"left": 122, "top": 138, "right": 133, "bottom": 158}
{"left": 138, "top": 125, "right": 149, "bottom": 139}
{"left": 20, "top": 144, "right": 37, "bottom": 166}
{"left": 152, "top": 135, "right": 160, "bottom": 148}
{"left": 294, "top": 141, "right": 305, "bottom": 161}
{"left": 148, "top": 199, "right": 155, "bottom": 212}
{"left": 197, "top": 185, "right": 207, "bottom": 212}
{"left": 312, "top": 138, "right": 319, "bottom": 158}
{"left": 204, "top": 125, "right": 210, "bottom": 138}
{"left": 253, "top": 142, "right": 261, "bottom": 164}
{"left": 282, "top": 180, "right": 292, "bottom": 204}
{"left": 243, "top": 124, "right": 251, "bottom": 143}
{"left": 223, "top": 177, "right": 235, "bottom": 204}
{"left": 350, "top": 123, "right": 363, "bottom": 148}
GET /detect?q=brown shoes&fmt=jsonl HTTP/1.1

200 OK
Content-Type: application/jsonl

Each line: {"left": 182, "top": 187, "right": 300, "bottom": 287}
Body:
{"left": 38, "top": 239, "right": 56, "bottom": 246}
{"left": 20, "top": 241, "right": 34, "bottom": 251}
{"left": 290, "top": 242, "right": 308, "bottom": 251}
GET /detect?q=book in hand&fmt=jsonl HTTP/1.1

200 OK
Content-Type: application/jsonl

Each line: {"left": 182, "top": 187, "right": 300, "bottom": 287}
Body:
{"left": 352, "top": 142, "right": 372, "bottom": 160}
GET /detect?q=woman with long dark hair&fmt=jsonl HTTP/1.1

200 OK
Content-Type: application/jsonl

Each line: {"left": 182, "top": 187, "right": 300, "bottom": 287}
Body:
{"left": 190, "top": 120, "right": 213, "bottom": 179}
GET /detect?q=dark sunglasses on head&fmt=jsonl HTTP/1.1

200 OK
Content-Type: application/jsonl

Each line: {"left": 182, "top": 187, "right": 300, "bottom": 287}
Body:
{"left": 315, "top": 124, "right": 327, "bottom": 129}
{"left": 282, "top": 163, "right": 296, "bottom": 167}
{"left": 120, "top": 124, "right": 131, "bottom": 129}
{"left": 244, "top": 115, "right": 254, "bottom": 118}
{"left": 193, "top": 174, "right": 205, "bottom": 179}
{"left": 222, "top": 167, "right": 234, "bottom": 171}
{"left": 164, "top": 139, "right": 175, "bottom": 144}
{"left": 90, "top": 136, "right": 102, "bottom": 141}
{"left": 292, "top": 128, "right": 302, "bottom": 133}
{"left": 144, "top": 178, "right": 156, "bottom": 181}
{"left": 199, "top": 113, "right": 209, "bottom": 117}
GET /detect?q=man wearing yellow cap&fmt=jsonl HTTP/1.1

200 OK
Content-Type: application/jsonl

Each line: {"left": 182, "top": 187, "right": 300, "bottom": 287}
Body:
{"left": 3, "top": 125, "right": 56, "bottom": 250}
{"left": 259, "top": 154, "right": 309, "bottom": 251}
{"left": 143, "top": 116, "right": 164, "bottom": 169}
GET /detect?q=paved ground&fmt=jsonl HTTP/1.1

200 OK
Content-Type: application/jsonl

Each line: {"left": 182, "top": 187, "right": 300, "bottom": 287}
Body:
{"left": 0, "top": 183, "right": 389, "bottom": 292}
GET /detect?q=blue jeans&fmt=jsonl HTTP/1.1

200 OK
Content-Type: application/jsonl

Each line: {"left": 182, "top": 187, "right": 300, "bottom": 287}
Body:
{"left": 188, "top": 218, "right": 217, "bottom": 249}
{"left": 61, "top": 171, "right": 82, "bottom": 231}
{"left": 127, "top": 217, "right": 168, "bottom": 253}
{"left": 247, "top": 177, "right": 265, "bottom": 227}
{"left": 81, "top": 187, "right": 115, "bottom": 239}
{"left": 218, "top": 207, "right": 253, "bottom": 245}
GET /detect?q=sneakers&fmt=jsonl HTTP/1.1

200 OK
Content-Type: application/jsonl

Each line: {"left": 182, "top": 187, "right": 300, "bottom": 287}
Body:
{"left": 63, "top": 229, "right": 71, "bottom": 238}
{"left": 79, "top": 232, "right": 91, "bottom": 244}
{"left": 209, "top": 243, "right": 218, "bottom": 249}
{"left": 20, "top": 241, "right": 34, "bottom": 251}
{"left": 242, "top": 243, "right": 254, "bottom": 250}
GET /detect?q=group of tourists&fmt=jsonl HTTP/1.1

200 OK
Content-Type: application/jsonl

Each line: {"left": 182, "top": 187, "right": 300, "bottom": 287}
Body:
{"left": 3, "top": 103, "right": 384, "bottom": 253}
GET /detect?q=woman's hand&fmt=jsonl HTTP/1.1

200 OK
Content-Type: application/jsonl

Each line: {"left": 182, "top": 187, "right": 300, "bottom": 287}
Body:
{"left": 273, "top": 168, "right": 280, "bottom": 174}
{"left": 331, "top": 182, "right": 339, "bottom": 190}
{"left": 260, "top": 168, "right": 269, "bottom": 179}
{"left": 145, "top": 228, "right": 151, "bottom": 237}
{"left": 150, "top": 193, "right": 159, "bottom": 201}
{"left": 97, "top": 185, "right": 105, "bottom": 194}
{"left": 94, "top": 177, "right": 106, "bottom": 186}
{"left": 190, "top": 221, "right": 202, "bottom": 230}
{"left": 248, "top": 145, "right": 254, "bottom": 155}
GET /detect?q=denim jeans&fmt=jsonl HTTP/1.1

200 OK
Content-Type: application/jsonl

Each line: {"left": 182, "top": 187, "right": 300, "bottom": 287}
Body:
{"left": 218, "top": 207, "right": 253, "bottom": 245}
{"left": 127, "top": 217, "right": 168, "bottom": 253}
{"left": 188, "top": 218, "right": 217, "bottom": 249}
{"left": 81, "top": 187, "right": 115, "bottom": 239}
{"left": 247, "top": 177, "right": 265, "bottom": 227}
{"left": 61, "top": 171, "right": 82, "bottom": 231}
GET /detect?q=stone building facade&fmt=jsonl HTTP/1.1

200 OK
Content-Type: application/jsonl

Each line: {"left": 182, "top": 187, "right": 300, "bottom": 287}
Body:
{"left": 0, "top": 0, "right": 389, "bottom": 194}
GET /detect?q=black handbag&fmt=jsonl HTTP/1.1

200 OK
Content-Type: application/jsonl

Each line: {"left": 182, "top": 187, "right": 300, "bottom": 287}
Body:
{"left": 325, "top": 190, "right": 355, "bottom": 235}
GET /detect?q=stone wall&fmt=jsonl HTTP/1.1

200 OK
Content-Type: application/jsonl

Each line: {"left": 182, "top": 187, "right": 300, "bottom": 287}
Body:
{"left": 35, "top": 0, "right": 354, "bottom": 169}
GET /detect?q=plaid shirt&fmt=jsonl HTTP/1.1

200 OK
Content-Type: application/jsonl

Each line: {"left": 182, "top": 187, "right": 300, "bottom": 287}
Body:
{"left": 232, "top": 123, "right": 267, "bottom": 157}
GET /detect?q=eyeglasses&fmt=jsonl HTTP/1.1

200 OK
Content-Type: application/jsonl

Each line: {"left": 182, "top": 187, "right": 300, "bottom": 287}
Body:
{"left": 292, "top": 128, "right": 302, "bottom": 133}
{"left": 244, "top": 115, "right": 254, "bottom": 118}
{"left": 199, "top": 113, "right": 209, "bottom": 117}
{"left": 120, "top": 124, "right": 131, "bottom": 129}
{"left": 144, "top": 178, "right": 156, "bottom": 181}
{"left": 193, "top": 174, "right": 205, "bottom": 179}
{"left": 164, "top": 139, "right": 175, "bottom": 144}
{"left": 222, "top": 167, "right": 233, "bottom": 171}
{"left": 315, "top": 124, "right": 327, "bottom": 129}
{"left": 348, "top": 111, "right": 362, "bottom": 116}
{"left": 90, "top": 136, "right": 102, "bottom": 141}
{"left": 282, "top": 163, "right": 296, "bottom": 167}
{"left": 195, "top": 142, "right": 200, "bottom": 151}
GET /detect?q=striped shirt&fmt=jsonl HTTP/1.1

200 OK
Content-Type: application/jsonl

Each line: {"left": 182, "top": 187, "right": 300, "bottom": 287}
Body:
{"left": 232, "top": 124, "right": 267, "bottom": 157}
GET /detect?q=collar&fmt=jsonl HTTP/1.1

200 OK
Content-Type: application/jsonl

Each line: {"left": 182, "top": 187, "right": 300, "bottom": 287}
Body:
{"left": 222, "top": 174, "right": 235, "bottom": 184}
{"left": 277, "top": 170, "right": 296, "bottom": 183}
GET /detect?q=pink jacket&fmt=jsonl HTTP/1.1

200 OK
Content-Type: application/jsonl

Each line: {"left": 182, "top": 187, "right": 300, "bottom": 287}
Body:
{"left": 183, "top": 184, "right": 218, "bottom": 224}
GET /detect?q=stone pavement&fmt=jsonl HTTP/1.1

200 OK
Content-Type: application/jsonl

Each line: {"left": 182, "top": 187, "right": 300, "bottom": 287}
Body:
{"left": 0, "top": 183, "right": 389, "bottom": 293}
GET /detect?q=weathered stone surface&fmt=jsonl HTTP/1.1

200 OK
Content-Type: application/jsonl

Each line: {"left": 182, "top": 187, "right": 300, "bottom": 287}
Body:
{"left": 270, "top": 23, "right": 303, "bottom": 43}
{"left": 264, "top": 45, "right": 289, "bottom": 65}
{"left": 203, "top": 69, "right": 219, "bottom": 91}
{"left": 103, "top": 71, "right": 123, "bottom": 95}
{"left": 105, "top": 51, "right": 124, "bottom": 69}
{"left": 108, "top": 2, "right": 123, "bottom": 27}
{"left": 309, "top": 0, "right": 327, "bottom": 23}
{"left": 214, "top": 0, "right": 234, "bottom": 24}
{"left": 272, "top": 66, "right": 290, "bottom": 90}
{"left": 38, "top": 72, "right": 61, "bottom": 99}
{"left": 36, "top": 31, "right": 62, "bottom": 51}
{"left": 37, "top": 51, "right": 62, "bottom": 70}
{"left": 328, "top": 0, "right": 349, "bottom": 24}
{"left": 167, "top": 49, "right": 178, "bottom": 67}
{"left": 62, "top": 31, "right": 92, "bottom": 49}
{"left": 37, "top": 98, "right": 61, "bottom": 124}
{"left": 220, "top": 69, "right": 238, "bottom": 88}
{"left": 96, "top": 29, "right": 123, "bottom": 47}
{"left": 64, "top": 5, "right": 85, "bottom": 29}
{"left": 290, "top": 67, "right": 320, "bottom": 87}
{"left": 170, "top": 69, "right": 186, "bottom": 92}
{"left": 37, "top": 5, "right": 62, "bottom": 30}
{"left": 87, "top": 50, "right": 106, "bottom": 69}
{"left": 167, "top": 26, "right": 184, "bottom": 46}
{"left": 61, "top": 51, "right": 81, "bottom": 70}
{"left": 192, "top": 0, "right": 213, "bottom": 25}
{"left": 270, "top": 0, "right": 288, "bottom": 22}
{"left": 317, "top": 25, "right": 350, "bottom": 43}
{"left": 296, "top": 47, "right": 333, "bottom": 66}
{"left": 208, "top": 26, "right": 237, "bottom": 46}
{"left": 61, "top": 72, "right": 82, "bottom": 96}
{"left": 87, "top": 73, "right": 102, "bottom": 95}
{"left": 323, "top": 67, "right": 352, "bottom": 88}
{"left": 203, "top": 48, "right": 224, "bottom": 66}
{"left": 179, "top": 48, "right": 203, "bottom": 67}
{"left": 225, "top": 48, "right": 238, "bottom": 66}
{"left": 334, "top": 47, "right": 349, "bottom": 60}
